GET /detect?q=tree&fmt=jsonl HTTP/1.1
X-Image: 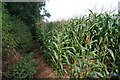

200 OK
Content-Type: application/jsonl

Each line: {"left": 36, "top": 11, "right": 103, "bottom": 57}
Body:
{"left": 5, "top": 2, "right": 50, "bottom": 26}
{"left": 4, "top": 2, "right": 51, "bottom": 39}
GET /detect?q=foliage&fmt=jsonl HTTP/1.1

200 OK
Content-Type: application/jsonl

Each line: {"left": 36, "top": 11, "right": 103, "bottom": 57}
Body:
{"left": 2, "top": 3, "right": 17, "bottom": 53}
{"left": 2, "top": 3, "right": 33, "bottom": 54}
{"left": 36, "top": 11, "right": 120, "bottom": 78}
{"left": 2, "top": 2, "right": 50, "bottom": 79}
{"left": 4, "top": 2, "right": 50, "bottom": 26}
{"left": 6, "top": 52, "right": 38, "bottom": 78}
{"left": 11, "top": 17, "right": 33, "bottom": 52}
{"left": 4, "top": 2, "right": 51, "bottom": 38}
{"left": 2, "top": 2, "right": 51, "bottom": 53}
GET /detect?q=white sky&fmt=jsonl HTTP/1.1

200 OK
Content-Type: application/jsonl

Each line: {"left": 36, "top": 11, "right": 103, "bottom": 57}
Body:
{"left": 45, "top": 0, "right": 119, "bottom": 21}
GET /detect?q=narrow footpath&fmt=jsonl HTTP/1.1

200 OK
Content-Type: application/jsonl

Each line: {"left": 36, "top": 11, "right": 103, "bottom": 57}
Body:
{"left": 32, "top": 41, "right": 56, "bottom": 78}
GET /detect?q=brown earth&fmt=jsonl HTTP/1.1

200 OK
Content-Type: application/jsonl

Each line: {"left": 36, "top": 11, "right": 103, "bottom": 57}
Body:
{"left": 33, "top": 49, "right": 56, "bottom": 78}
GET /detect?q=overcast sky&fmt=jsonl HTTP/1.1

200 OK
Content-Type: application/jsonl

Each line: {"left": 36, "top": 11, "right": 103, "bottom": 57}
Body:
{"left": 45, "top": 0, "right": 119, "bottom": 21}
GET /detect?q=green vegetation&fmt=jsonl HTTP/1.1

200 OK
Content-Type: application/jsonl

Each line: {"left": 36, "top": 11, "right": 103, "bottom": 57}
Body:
{"left": 11, "top": 17, "right": 33, "bottom": 52}
{"left": 36, "top": 10, "right": 120, "bottom": 78}
{"left": 2, "top": 2, "right": 120, "bottom": 79}
{"left": 2, "top": 2, "right": 49, "bottom": 54}
{"left": 6, "top": 53, "right": 38, "bottom": 78}
{"left": 2, "top": 2, "right": 49, "bottom": 78}
{"left": 2, "top": 3, "right": 15, "bottom": 52}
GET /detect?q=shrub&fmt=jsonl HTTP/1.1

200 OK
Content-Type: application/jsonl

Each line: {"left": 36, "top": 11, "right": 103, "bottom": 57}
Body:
{"left": 2, "top": 3, "right": 33, "bottom": 53}
{"left": 6, "top": 52, "right": 38, "bottom": 78}
{"left": 2, "top": 3, "right": 17, "bottom": 53}
{"left": 11, "top": 17, "right": 33, "bottom": 52}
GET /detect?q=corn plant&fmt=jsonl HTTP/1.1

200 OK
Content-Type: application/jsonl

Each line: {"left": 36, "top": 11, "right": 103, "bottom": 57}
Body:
{"left": 36, "top": 10, "right": 120, "bottom": 78}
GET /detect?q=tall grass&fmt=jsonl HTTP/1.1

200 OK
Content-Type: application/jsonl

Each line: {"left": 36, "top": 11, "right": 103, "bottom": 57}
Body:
{"left": 36, "top": 10, "right": 120, "bottom": 78}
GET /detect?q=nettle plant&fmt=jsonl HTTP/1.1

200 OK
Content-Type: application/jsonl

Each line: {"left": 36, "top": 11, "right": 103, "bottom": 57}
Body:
{"left": 6, "top": 53, "right": 38, "bottom": 78}
{"left": 36, "top": 10, "right": 119, "bottom": 78}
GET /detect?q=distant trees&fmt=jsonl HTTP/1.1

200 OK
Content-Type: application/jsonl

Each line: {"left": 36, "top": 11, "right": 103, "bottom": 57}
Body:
{"left": 5, "top": 2, "right": 50, "bottom": 26}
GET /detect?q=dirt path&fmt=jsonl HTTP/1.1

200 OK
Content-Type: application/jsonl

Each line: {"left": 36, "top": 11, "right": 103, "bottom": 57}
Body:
{"left": 32, "top": 41, "right": 56, "bottom": 78}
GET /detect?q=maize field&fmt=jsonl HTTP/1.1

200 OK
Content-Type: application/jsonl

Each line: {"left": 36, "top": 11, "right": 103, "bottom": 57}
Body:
{"left": 36, "top": 10, "right": 120, "bottom": 78}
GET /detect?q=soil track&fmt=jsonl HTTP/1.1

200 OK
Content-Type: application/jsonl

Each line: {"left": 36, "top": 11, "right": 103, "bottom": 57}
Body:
{"left": 33, "top": 49, "right": 56, "bottom": 78}
{"left": 32, "top": 41, "right": 56, "bottom": 78}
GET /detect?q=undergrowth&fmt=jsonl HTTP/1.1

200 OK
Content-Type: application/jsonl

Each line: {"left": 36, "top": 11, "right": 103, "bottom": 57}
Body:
{"left": 6, "top": 52, "right": 38, "bottom": 78}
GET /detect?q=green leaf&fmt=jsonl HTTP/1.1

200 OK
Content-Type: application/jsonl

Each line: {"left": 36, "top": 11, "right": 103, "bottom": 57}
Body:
{"left": 108, "top": 49, "right": 115, "bottom": 61}
{"left": 95, "top": 71, "right": 104, "bottom": 77}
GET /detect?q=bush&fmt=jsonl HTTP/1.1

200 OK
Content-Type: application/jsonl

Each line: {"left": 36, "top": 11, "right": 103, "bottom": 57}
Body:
{"left": 2, "top": 3, "right": 17, "bottom": 54}
{"left": 6, "top": 52, "right": 38, "bottom": 78}
{"left": 2, "top": 3, "right": 33, "bottom": 53}
{"left": 11, "top": 17, "right": 33, "bottom": 52}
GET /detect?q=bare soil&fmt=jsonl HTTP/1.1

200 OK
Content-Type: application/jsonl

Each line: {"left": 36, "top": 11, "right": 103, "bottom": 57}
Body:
{"left": 33, "top": 49, "right": 56, "bottom": 78}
